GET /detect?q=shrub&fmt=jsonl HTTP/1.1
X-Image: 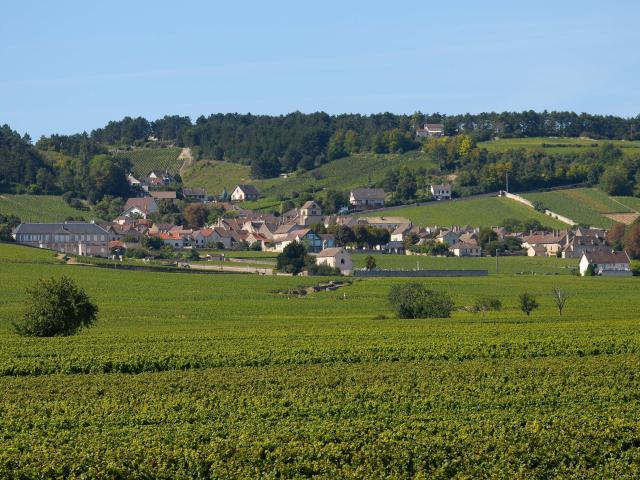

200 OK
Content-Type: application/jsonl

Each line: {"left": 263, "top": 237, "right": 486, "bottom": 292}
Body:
{"left": 13, "top": 276, "right": 98, "bottom": 337}
{"left": 518, "top": 292, "right": 539, "bottom": 317}
{"left": 472, "top": 296, "right": 502, "bottom": 316}
{"left": 309, "top": 263, "right": 341, "bottom": 276}
{"left": 388, "top": 282, "right": 454, "bottom": 319}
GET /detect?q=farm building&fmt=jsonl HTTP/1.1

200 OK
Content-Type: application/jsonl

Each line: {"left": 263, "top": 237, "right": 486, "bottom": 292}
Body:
{"left": 316, "top": 247, "right": 353, "bottom": 275}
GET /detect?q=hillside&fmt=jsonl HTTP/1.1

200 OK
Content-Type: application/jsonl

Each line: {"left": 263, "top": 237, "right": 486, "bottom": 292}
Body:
{"left": 522, "top": 188, "right": 640, "bottom": 228}
{"left": 113, "top": 147, "right": 182, "bottom": 177}
{"left": 362, "top": 196, "right": 569, "bottom": 228}
{"left": 479, "top": 137, "right": 640, "bottom": 157}
{"left": 0, "top": 194, "right": 92, "bottom": 222}
{"left": 182, "top": 150, "right": 436, "bottom": 200}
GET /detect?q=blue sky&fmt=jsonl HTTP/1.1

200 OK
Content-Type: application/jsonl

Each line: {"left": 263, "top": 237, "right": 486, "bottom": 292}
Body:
{"left": 2, "top": 0, "right": 639, "bottom": 138}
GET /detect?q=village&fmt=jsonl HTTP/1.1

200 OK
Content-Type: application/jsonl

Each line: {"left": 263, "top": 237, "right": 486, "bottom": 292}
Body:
{"left": 10, "top": 168, "right": 633, "bottom": 277}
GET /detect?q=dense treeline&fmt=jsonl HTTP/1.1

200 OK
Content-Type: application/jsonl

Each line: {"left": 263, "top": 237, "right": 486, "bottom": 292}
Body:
{"left": 33, "top": 110, "right": 640, "bottom": 180}
{"left": 0, "top": 124, "right": 130, "bottom": 202}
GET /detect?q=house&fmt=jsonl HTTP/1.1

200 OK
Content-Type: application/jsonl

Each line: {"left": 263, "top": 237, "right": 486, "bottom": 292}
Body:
{"left": 436, "top": 230, "right": 460, "bottom": 246}
{"left": 430, "top": 184, "right": 452, "bottom": 200}
{"left": 298, "top": 201, "right": 323, "bottom": 226}
{"left": 522, "top": 231, "right": 568, "bottom": 257}
{"left": 127, "top": 173, "right": 141, "bottom": 187}
{"left": 390, "top": 223, "right": 414, "bottom": 242}
{"left": 315, "top": 247, "right": 353, "bottom": 275}
{"left": 231, "top": 184, "right": 259, "bottom": 202}
{"left": 150, "top": 190, "right": 177, "bottom": 201}
{"left": 183, "top": 188, "right": 208, "bottom": 203}
{"left": 384, "top": 241, "right": 406, "bottom": 255}
{"left": 450, "top": 242, "right": 482, "bottom": 257}
{"left": 269, "top": 229, "right": 324, "bottom": 253}
{"left": 349, "top": 188, "right": 385, "bottom": 210}
{"left": 193, "top": 228, "right": 233, "bottom": 249}
{"left": 159, "top": 232, "right": 185, "bottom": 249}
{"left": 318, "top": 234, "right": 336, "bottom": 250}
{"left": 122, "top": 197, "right": 159, "bottom": 219}
{"left": 416, "top": 123, "right": 445, "bottom": 138}
{"left": 579, "top": 250, "right": 632, "bottom": 276}
{"left": 13, "top": 222, "right": 109, "bottom": 257}
{"left": 561, "top": 234, "right": 608, "bottom": 259}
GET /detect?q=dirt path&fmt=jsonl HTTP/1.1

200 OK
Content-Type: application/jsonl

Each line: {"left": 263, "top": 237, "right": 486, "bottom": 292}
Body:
{"left": 178, "top": 148, "right": 194, "bottom": 176}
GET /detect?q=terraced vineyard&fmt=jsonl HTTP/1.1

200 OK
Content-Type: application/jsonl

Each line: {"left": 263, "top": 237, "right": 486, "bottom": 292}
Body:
{"left": 1, "top": 243, "right": 640, "bottom": 477}
{"left": 363, "top": 196, "right": 568, "bottom": 228}
{"left": 523, "top": 188, "right": 640, "bottom": 228}
{"left": 0, "top": 194, "right": 92, "bottom": 222}
{"left": 115, "top": 147, "right": 183, "bottom": 177}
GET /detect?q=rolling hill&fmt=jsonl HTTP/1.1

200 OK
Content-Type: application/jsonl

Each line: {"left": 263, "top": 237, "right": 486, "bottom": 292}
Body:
{"left": 362, "top": 196, "right": 569, "bottom": 228}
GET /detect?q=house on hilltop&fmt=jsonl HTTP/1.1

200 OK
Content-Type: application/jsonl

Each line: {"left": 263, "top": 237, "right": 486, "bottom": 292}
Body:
{"left": 416, "top": 123, "right": 445, "bottom": 138}
{"left": 231, "top": 184, "right": 259, "bottom": 202}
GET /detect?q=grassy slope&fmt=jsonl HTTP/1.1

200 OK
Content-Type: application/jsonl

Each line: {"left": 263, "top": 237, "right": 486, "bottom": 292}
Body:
{"left": 1, "top": 243, "right": 640, "bottom": 477}
{"left": 363, "top": 196, "right": 568, "bottom": 228}
{"left": 479, "top": 137, "right": 640, "bottom": 157}
{"left": 115, "top": 147, "right": 182, "bottom": 177}
{"left": 181, "top": 159, "right": 252, "bottom": 195}
{"left": 523, "top": 188, "right": 640, "bottom": 228}
{"left": 0, "top": 194, "right": 93, "bottom": 222}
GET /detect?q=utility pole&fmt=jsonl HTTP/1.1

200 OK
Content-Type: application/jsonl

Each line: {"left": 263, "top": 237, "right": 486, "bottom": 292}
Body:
{"left": 495, "top": 248, "right": 499, "bottom": 274}
{"left": 505, "top": 173, "right": 509, "bottom": 193}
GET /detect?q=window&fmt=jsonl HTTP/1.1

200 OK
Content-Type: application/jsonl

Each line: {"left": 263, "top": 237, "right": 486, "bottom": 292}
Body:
{"left": 340, "top": 259, "right": 345, "bottom": 264}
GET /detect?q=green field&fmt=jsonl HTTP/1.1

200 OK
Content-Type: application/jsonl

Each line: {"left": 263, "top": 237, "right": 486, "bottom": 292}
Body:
{"left": 364, "top": 196, "right": 569, "bottom": 228}
{"left": 0, "top": 194, "right": 92, "bottom": 222}
{"left": 115, "top": 147, "right": 183, "bottom": 177}
{"left": 352, "top": 253, "right": 576, "bottom": 274}
{"left": 522, "top": 188, "right": 640, "bottom": 228}
{"left": 1, "top": 243, "right": 640, "bottom": 477}
{"left": 479, "top": 137, "right": 640, "bottom": 157}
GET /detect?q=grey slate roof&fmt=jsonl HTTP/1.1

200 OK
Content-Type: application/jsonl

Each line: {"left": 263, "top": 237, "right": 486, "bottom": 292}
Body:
{"left": 15, "top": 222, "right": 108, "bottom": 235}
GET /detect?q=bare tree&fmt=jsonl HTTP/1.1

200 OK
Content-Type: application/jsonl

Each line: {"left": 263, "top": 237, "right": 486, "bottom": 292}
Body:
{"left": 551, "top": 286, "right": 570, "bottom": 316}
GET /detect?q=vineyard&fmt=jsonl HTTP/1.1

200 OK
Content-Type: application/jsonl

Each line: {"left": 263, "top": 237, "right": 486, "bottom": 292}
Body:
{"left": 1, "top": 243, "right": 640, "bottom": 477}
{"left": 364, "top": 196, "right": 568, "bottom": 229}
{"left": 115, "top": 147, "right": 183, "bottom": 177}
{"left": 0, "top": 194, "right": 92, "bottom": 222}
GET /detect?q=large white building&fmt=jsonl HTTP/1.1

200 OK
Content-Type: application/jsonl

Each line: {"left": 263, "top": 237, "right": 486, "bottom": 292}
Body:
{"left": 13, "top": 222, "right": 110, "bottom": 257}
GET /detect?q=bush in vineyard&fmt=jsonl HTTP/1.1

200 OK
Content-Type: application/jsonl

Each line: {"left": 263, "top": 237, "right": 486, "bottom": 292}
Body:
{"left": 14, "top": 276, "right": 98, "bottom": 337}
{"left": 388, "top": 282, "right": 454, "bottom": 319}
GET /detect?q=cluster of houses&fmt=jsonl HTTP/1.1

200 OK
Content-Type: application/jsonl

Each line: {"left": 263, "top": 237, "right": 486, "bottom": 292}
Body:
{"left": 9, "top": 173, "right": 634, "bottom": 276}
